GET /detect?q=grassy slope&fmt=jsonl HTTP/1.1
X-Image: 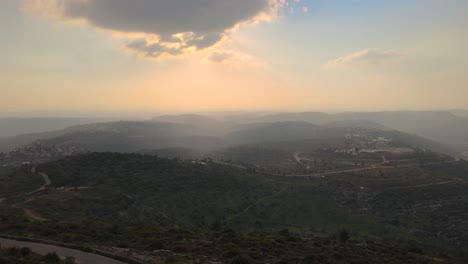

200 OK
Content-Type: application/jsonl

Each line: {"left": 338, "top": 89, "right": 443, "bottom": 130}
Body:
{"left": 0, "top": 170, "right": 43, "bottom": 197}
{"left": 1, "top": 153, "right": 467, "bottom": 262}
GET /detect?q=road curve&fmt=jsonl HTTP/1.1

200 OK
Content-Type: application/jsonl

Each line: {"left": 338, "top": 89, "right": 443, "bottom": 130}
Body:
{"left": 28, "top": 172, "right": 51, "bottom": 195}
{"left": 0, "top": 238, "right": 128, "bottom": 264}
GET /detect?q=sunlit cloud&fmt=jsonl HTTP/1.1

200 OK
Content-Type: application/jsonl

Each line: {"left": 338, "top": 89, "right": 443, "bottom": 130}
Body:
{"left": 327, "top": 48, "right": 404, "bottom": 67}
{"left": 24, "top": 0, "right": 295, "bottom": 59}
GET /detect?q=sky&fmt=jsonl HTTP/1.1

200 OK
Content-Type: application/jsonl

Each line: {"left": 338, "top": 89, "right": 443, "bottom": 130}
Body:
{"left": 1, "top": 0, "right": 467, "bottom": 116}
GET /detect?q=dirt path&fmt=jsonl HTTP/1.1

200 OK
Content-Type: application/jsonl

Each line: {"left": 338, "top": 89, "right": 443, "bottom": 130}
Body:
{"left": 22, "top": 208, "right": 48, "bottom": 221}
{"left": 12, "top": 203, "right": 48, "bottom": 222}
{"left": 227, "top": 188, "right": 287, "bottom": 222}
{"left": 386, "top": 180, "right": 460, "bottom": 190}
{"left": 12, "top": 197, "right": 48, "bottom": 222}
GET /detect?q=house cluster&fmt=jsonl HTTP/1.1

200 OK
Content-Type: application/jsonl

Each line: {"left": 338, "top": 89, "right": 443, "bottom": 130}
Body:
{"left": 337, "top": 134, "right": 394, "bottom": 156}
{"left": 0, "top": 141, "right": 86, "bottom": 167}
{"left": 374, "top": 136, "right": 392, "bottom": 148}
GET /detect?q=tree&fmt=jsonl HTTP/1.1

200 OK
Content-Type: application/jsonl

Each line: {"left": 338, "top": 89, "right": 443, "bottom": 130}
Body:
{"left": 211, "top": 219, "right": 222, "bottom": 231}
{"left": 339, "top": 229, "right": 350, "bottom": 243}
{"left": 279, "top": 228, "right": 290, "bottom": 237}
{"left": 20, "top": 247, "right": 31, "bottom": 257}
{"left": 231, "top": 254, "right": 252, "bottom": 264}
{"left": 45, "top": 252, "right": 60, "bottom": 263}
{"left": 302, "top": 255, "right": 318, "bottom": 264}
{"left": 65, "top": 256, "right": 76, "bottom": 264}
{"left": 7, "top": 247, "right": 19, "bottom": 257}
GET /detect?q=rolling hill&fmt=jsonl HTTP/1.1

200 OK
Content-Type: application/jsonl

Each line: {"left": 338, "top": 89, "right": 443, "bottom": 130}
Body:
{"left": 1, "top": 153, "right": 467, "bottom": 262}
{"left": 0, "top": 121, "right": 227, "bottom": 153}
{"left": 0, "top": 117, "right": 459, "bottom": 169}
{"left": 0, "top": 117, "right": 113, "bottom": 138}
{"left": 255, "top": 111, "right": 468, "bottom": 151}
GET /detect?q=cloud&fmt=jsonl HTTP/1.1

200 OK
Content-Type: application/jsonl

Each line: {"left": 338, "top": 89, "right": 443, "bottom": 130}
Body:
{"left": 207, "top": 51, "right": 234, "bottom": 63}
{"left": 203, "top": 50, "right": 266, "bottom": 70}
{"left": 328, "top": 48, "right": 403, "bottom": 67}
{"left": 25, "top": 0, "right": 288, "bottom": 59}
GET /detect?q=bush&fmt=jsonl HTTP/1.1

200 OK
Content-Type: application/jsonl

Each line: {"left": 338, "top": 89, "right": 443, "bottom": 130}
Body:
{"left": 302, "top": 255, "right": 317, "bottom": 264}
{"left": 149, "top": 240, "right": 165, "bottom": 250}
{"left": 20, "top": 247, "right": 31, "bottom": 257}
{"left": 279, "top": 228, "right": 289, "bottom": 237}
{"left": 65, "top": 256, "right": 76, "bottom": 264}
{"left": 7, "top": 247, "right": 19, "bottom": 257}
{"left": 45, "top": 252, "right": 60, "bottom": 263}
{"left": 338, "top": 229, "right": 349, "bottom": 243}
{"left": 231, "top": 254, "right": 253, "bottom": 264}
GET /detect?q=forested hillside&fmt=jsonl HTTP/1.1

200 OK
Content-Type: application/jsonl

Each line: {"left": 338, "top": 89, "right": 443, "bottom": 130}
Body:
{"left": 1, "top": 153, "right": 467, "bottom": 263}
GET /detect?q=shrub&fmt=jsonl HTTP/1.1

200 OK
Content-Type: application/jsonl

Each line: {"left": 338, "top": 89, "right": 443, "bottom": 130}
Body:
{"left": 338, "top": 229, "right": 350, "bottom": 243}
{"left": 279, "top": 228, "right": 289, "bottom": 237}
{"left": 20, "top": 247, "right": 31, "bottom": 257}
{"left": 231, "top": 254, "right": 252, "bottom": 264}
{"left": 65, "top": 256, "right": 76, "bottom": 264}
{"left": 7, "top": 247, "right": 19, "bottom": 257}
{"left": 45, "top": 252, "right": 60, "bottom": 263}
{"left": 302, "top": 255, "right": 316, "bottom": 264}
{"left": 149, "top": 240, "right": 165, "bottom": 250}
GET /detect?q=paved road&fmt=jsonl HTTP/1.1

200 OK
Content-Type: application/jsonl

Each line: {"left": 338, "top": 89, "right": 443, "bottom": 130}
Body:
{"left": 28, "top": 172, "right": 51, "bottom": 195}
{"left": 213, "top": 161, "right": 247, "bottom": 169}
{"left": 0, "top": 238, "right": 128, "bottom": 264}
{"left": 0, "top": 167, "right": 48, "bottom": 202}
{"left": 214, "top": 157, "right": 459, "bottom": 178}
{"left": 382, "top": 155, "right": 388, "bottom": 164}
{"left": 293, "top": 152, "right": 304, "bottom": 165}
{"left": 286, "top": 165, "right": 386, "bottom": 178}
{"left": 214, "top": 160, "right": 381, "bottom": 178}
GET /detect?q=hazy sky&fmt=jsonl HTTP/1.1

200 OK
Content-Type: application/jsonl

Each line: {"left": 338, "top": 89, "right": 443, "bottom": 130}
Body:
{"left": 1, "top": 0, "right": 467, "bottom": 115}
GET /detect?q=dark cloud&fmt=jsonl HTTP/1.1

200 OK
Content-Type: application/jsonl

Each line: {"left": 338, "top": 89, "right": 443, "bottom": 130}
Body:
{"left": 125, "top": 39, "right": 183, "bottom": 58}
{"left": 31, "top": 0, "right": 282, "bottom": 58}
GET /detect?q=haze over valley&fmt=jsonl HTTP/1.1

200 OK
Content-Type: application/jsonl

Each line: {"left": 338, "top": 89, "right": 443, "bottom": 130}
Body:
{"left": 1, "top": 1, "right": 468, "bottom": 263}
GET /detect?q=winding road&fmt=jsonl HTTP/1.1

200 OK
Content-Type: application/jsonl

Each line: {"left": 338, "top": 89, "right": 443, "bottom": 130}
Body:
{"left": 0, "top": 167, "right": 50, "bottom": 204}
{"left": 5, "top": 167, "right": 54, "bottom": 221}
{"left": 1, "top": 168, "right": 144, "bottom": 263}
{"left": 28, "top": 171, "right": 51, "bottom": 195}
{"left": 213, "top": 160, "right": 378, "bottom": 178}
{"left": 215, "top": 153, "right": 459, "bottom": 179}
